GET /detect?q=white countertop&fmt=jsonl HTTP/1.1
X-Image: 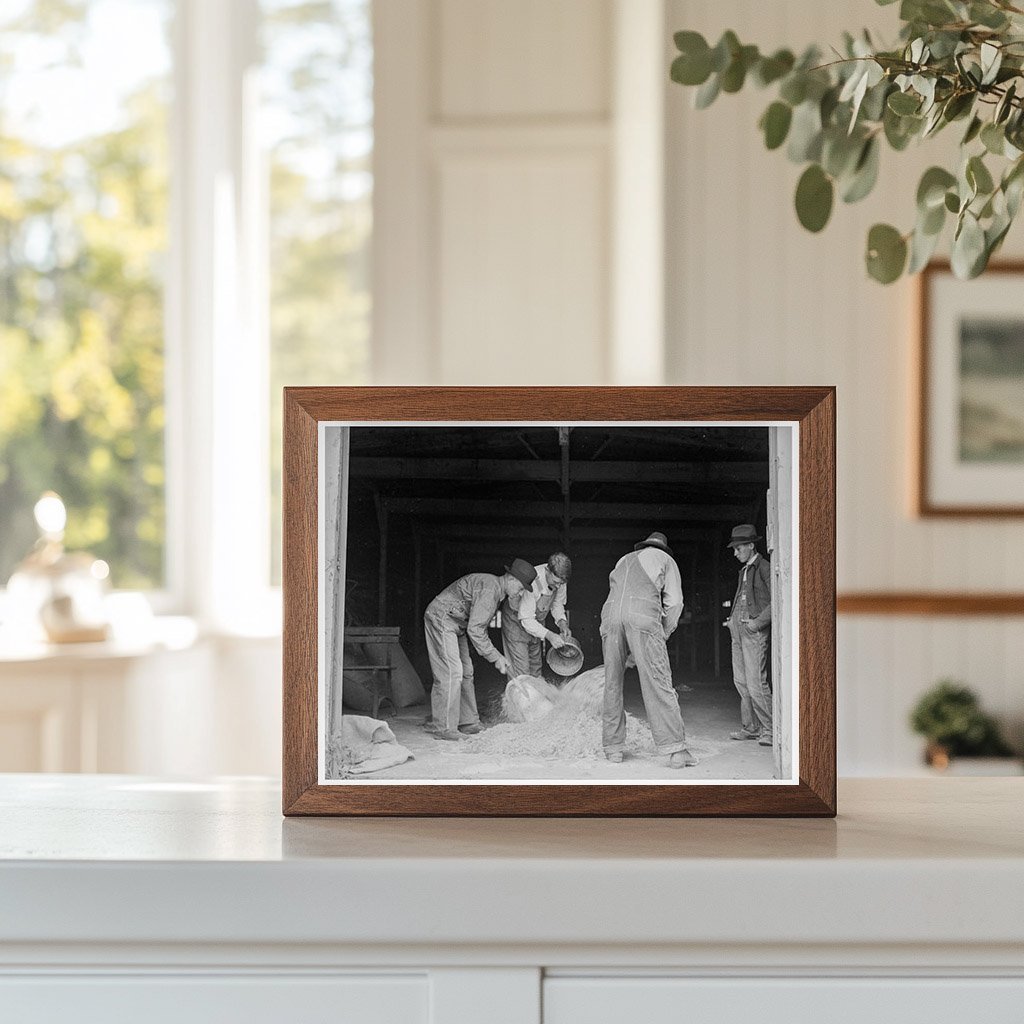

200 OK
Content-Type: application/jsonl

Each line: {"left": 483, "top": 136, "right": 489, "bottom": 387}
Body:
{"left": 1, "top": 775, "right": 1022, "bottom": 951}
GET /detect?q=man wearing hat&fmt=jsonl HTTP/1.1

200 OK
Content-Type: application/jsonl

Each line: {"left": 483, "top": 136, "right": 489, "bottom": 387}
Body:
{"left": 423, "top": 559, "right": 537, "bottom": 741}
{"left": 600, "top": 532, "right": 696, "bottom": 769}
{"left": 726, "top": 524, "right": 773, "bottom": 746}
{"left": 501, "top": 551, "right": 573, "bottom": 678}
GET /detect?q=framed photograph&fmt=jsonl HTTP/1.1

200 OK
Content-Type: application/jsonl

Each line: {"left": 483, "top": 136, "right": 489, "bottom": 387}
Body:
{"left": 283, "top": 387, "right": 836, "bottom": 816}
{"left": 917, "top": 261, "right": 1024, "bottom": 516}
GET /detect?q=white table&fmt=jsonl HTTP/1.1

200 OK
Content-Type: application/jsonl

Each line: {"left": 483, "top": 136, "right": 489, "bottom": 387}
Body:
{"left": 1, "top": 776, "right": 1022, "bottom": 1023}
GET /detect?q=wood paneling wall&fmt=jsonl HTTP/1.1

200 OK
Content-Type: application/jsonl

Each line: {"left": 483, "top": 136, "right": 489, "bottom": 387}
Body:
{"left": 666, "top": 0, "right": 1024, "bottom": 773}
{"left": 372, "top": 0, "right": 1024, "bottom": 774}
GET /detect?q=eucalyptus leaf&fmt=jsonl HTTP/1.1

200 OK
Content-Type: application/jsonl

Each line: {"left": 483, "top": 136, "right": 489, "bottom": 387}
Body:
{"left": 944, "top": 190, "right": 961, "bottom": 213}
{"left": 795, "top": 164, "right": 834, "bottom": 232}
{"left": 951, "top": 212, "right": 986, "bottom": 278}
{"left": 942, "top": 92, "right": 974, "bottom": 122}
{"left": 981, "top": 122, "right": 1005, "bottom": 155}
{"left": 921, "top": 200, "right": 946, "bottom": 235}
{"left": 917, "top": 166, "right": 957, "bottom": 210}
{"left": 888, "top": 91, "right": 921, "bottom": 115}
{"left": 779, "top": 73, "right": 807, "bottom": 106}
{"left": 822, "top": 129, "right": 863, "bottom": 178}
{"left": 842, "top": 137, "right": 880, "bottom": 203}
{"left": 884, "top": 106, "right": 922, "bottom": 150}
{"left": 995, "top": 82, "right": 1017, "bottom": 124}
{"left": 861, "top": 80, "right": 892, "bottom": 122}
{"left": 908, "top": 221, "right": 942, "bottom": 273}
{"left": 721, "top": 45, "right": 758, "bottom": 93}
{"left": 980, "top": 42, "right": 1002, "bottom": 86}
{"left": 694, "top": 73, "right": 721, "bottom": 109}
{"left": 760, "top": 102, "right": 793, "bottom": 150}
{"left": 754, "top": 49, "right": 795, "bottom": 87}
{"left": 866, "top": 223, "right": 908, "bottom": 283}
{"left": 710, "top": 31, "right": 740, "bottom": 73}
{"left": 787, "top": 100, "right": 823, "bottom": 162}
{"left": 967, "top": 154, "right": 995, "bottom": 195}
{"left": 970, "top": 2, "right": 1009, "bottom": 30}
{"left": 671, "top": 35, "right": 713, "bottom": 87}
{"left": 962, "top": 115, "right": 983, "bottom": 145}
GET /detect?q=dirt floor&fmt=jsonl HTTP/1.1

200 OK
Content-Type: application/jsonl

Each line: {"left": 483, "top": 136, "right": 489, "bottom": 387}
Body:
{"left": 353, "top": 669, "right": 780, "bottom": 782}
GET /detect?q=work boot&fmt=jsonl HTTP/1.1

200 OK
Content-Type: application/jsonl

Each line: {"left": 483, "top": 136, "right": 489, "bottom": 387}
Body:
{"left": 605, "top": 751, "right": 623, "bottom": 763}
{"left": 459, "top": 723, "right": 482, "bottom": 734}
{"left": 669, "top": 749, "right": 698, "bottom": 768}
{"left": 758, "top": 734, "right": 774, "bottom": 746}
{"left": 729, "top": 730, "right": 759, "bottom": 741}
{"left": 431, "top": 729, "right": 464, "bottom": 742}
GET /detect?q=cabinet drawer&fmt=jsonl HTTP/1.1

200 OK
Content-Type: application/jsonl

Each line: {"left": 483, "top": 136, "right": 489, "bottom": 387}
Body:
{"left": 544, "top": 976, "right": 1024, "bottom": 1024}
{"left": 0, "top": 974, "right": 427, "bottom": 1024}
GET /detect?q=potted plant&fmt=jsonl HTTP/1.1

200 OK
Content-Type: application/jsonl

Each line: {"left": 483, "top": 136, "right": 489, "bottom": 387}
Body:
{"left": 909, "top": 679, "right": 1017, "bottom": 770}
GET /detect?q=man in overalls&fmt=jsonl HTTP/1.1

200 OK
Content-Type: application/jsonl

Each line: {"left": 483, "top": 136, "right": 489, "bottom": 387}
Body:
{"left": 600, "top": 532, "right": 696, "bottom": 769}
{"left": 500, "top": 552, "right": 573, "bottom": 678}
{"left": 423, "top": 558, "right": 537, "bottom": 741}
{"left": 726, "top": 523, "right": 773, "bottom": 746}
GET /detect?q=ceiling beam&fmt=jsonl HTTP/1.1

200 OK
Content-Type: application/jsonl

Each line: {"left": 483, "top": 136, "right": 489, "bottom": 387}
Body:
{"left": 382, "top": 497, "right": 747, "bottom": 522}
{"left": 350, "top": 457, "right": 767, "bottom": 484}
{"left": 410, "top": 523, "right": 726, "bottom": 543}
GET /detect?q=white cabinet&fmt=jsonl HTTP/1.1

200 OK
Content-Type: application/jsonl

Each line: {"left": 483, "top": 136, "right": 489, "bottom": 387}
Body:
{"left": 2, "top": 975, "right": 429, "bottom": 1024}
{"left": 1, "top": 777, "right": 1022, "bottom": 1023}
{"left": 544, "top": 977, "right": 1024, "bottom": 1024}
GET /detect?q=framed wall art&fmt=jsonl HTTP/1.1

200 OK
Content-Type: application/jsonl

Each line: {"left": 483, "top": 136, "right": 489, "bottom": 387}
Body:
{"left": 282, "top": 387, "right": 836, "bottom": 816}
{"left": 917, "top": 261, "right": 1024, "bottom": 517}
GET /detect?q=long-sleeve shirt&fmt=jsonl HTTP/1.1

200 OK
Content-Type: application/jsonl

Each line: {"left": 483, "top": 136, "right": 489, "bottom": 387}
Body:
{"left": 426, "top": 573, "right": 508, "bottom": 663}
{"left": 637, "top": 547, "right": 684, "bottom": 636}
{"left": 515, "top": 564, "right": 568, "bottom": 640}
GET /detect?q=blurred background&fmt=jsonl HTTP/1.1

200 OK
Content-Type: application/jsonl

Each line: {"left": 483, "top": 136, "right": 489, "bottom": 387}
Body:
{"left": 0, "top": 0, "right": 1021, "bottom": 778}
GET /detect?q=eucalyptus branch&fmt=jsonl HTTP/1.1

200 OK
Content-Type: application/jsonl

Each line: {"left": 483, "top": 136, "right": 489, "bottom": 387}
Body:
{"left": 670, "top": 1, "right": 1024, "bottom": 283}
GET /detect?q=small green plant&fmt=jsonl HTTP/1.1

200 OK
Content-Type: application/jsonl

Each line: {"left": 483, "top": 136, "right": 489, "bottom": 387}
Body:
{"left": 909, "top": 679, "right": 1014, "bottom": 756}
{"left": 670, "top": 0, "right": 1024, "bottom": 283}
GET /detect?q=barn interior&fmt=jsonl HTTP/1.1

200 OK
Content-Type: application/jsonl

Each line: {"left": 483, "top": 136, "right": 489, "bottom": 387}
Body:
{"left": 340, "top": 424, "right": 772, "bottom": 740}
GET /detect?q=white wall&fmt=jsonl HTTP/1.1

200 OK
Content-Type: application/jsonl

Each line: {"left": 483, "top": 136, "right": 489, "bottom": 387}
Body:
{"left": 367, "top": 0, "right": 1024, "bottom": 775}
{"left": 664, "top": 0, "right": 1024, "bottom": 772}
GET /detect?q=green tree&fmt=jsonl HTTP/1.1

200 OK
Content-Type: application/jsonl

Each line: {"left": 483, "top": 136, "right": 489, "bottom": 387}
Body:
{"left": 0, "top": 2, "right": 169, "bottom": 587}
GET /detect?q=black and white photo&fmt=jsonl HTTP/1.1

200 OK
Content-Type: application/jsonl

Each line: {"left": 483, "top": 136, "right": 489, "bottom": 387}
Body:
{"left": 318, "top": 420, "right": 799, "bottom": 785}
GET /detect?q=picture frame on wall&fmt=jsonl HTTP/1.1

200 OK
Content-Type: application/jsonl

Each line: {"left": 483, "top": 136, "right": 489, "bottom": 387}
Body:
{"left": 917, "top": 261, "right": 1024, "bottom": 517}
{"left": 282, "top": 387, "right": 836, "bottom": 817}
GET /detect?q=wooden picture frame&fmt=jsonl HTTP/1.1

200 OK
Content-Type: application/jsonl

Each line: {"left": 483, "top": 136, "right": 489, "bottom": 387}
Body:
{"left": 917, "top": 261, "right": 1024, "bottom": 517}
{"left": 283, "top": 387, "right": 836, "bottom": 816}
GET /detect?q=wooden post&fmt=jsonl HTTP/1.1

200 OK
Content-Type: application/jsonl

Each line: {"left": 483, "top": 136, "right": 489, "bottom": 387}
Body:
{"left": 768, "top": 426, "right": 793, "bottom": 782}
{"left": 374, "top": 490, "right": 388, "bottom": 624}
{"left": 558, "top": 426, "right": 570, "bottom": 549}
{"left": 712, "top": 529, "right": 722, "bottom": 680}
{"left": 413, "top": 525, "right": 423, "bottom": 650}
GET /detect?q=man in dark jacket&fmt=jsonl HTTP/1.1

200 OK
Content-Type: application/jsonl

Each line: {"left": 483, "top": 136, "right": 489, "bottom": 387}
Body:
{"left": 726, "top": 524, "right": 773, "bottom": 746}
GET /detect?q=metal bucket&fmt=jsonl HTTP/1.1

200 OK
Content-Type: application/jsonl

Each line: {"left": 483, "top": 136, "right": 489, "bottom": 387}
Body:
{"left": 546, "top": 639, "right": 584, "bottom": 677}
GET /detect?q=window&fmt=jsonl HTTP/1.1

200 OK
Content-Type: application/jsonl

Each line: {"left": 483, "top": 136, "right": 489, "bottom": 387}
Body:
{"left": 262, "top": 0, "right": 373, "bottom": 582}
{"left": 0, "top": 0, "right": 373, "bottom": 620}
{"left": 0, "top": 0, "right": 173, "bottom": 589}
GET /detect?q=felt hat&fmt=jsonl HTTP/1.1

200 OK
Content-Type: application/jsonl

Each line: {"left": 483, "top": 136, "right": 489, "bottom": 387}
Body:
{"left": 634, "top": 532, "right": 673, "bottom": 557}
{"left": 727, "top": 524, "right": 762, "bottom": 548}
{"left": 504, "top": 558, "right": 538, "bottom": 589}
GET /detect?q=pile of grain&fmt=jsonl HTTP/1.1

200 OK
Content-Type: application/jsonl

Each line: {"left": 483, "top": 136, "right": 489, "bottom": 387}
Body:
{"left": 461, "top": 667, "right": 656, "bottom": 761}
